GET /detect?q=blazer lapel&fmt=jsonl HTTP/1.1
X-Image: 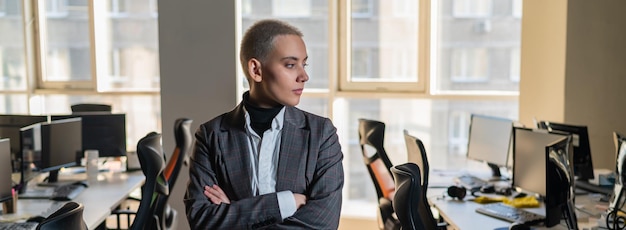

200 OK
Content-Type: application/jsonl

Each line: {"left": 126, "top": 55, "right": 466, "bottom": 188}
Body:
{"left": 220, "top": 103, "right": 254, "bottom": 199}
{"left": 276, "top": 107, "right": 310, "bottom": 192}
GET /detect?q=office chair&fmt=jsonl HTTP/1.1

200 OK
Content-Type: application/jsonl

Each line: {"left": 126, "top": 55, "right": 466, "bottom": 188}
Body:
{"left": 391, "top": 163, "right": 444, "bottom": 230}
{"left": 110, "top": 118, "right": 192, "bottom": 230}
{"left": 403, "top": 130, "right": 430, "bottom": 193}
{"left": 155, "top": 118, "right": 193, "bottom": 230}
{"left": 111, "top": 132, "right": 168, "bottom": 230}
{"left": 71, "top": 103, "right": 112, "bottom": 114}
{"left": 358, "top": 118, "right": 398, "bottom": 229}
{"left": 36, "top": 202, "right": 87, "bottom": 230}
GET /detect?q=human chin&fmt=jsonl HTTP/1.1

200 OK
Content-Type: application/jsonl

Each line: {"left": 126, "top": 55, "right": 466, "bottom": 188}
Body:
{"left": 282, "top": 96, "right": 301, "bottom": 107}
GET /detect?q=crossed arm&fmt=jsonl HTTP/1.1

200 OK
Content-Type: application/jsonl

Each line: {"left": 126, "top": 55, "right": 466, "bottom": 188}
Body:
{"left": 204, "top": 184, "right": 307, "bottom": 209}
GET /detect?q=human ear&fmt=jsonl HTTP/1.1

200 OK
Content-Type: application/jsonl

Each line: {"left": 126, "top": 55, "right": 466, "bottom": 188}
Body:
{"left": 248, "top": 58, "right": 262, "bottom": 83}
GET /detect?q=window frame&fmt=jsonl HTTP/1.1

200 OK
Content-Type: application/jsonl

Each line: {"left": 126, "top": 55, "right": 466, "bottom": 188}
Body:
{"left": 27, "top": 0, "right": 160, "bottom": 94}
{"left": 338, "top": 0, "right": 429, "bottom": 93}
{"left": 33, "top": 0, "right": 93, "bottom": 90}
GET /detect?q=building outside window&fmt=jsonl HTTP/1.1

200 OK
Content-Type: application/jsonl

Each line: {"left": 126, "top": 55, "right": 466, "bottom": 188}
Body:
{"left": 0, "top": 0, "right": 161, "bottom": 152}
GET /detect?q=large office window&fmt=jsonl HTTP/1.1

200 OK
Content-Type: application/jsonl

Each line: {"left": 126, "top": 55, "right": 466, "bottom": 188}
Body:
{"left": 239, "top": 0, "right": 522, "bottom": 218}
{"left": 0, "top": 0, "right": 27, "bottom": 114}
{"left": 341, "top": 0, "right": 425, "bottom": 92}
{"left": 38, "top": 0, "right": 91, "bottom": 88}
{"left": 0, "top": 0, "right": 161, "bottom": 152}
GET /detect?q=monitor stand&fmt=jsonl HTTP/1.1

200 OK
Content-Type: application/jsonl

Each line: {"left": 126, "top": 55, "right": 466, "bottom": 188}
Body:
{"left": 37, "top": 170, "right": 79, "bottom": 187}
{"left": 486, "top": 163, "right": 506, "bottom": 181}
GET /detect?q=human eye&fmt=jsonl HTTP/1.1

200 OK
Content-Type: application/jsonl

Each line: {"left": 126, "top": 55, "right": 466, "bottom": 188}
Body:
{"left": 285, "top": 63, "right": 295, "bottom": 68}
{"left": 303, "top": 63, "right": 308, "bottom": 69}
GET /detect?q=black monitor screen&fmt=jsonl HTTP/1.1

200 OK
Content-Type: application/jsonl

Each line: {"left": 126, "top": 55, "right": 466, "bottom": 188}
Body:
{"left": 512, "top": 127, "right": 569, "bottom": 196}
{"left": 20, "top": 118, "right": 82, "bottom": 184}
{"left": 0, "top": 115, "right": 48, "bottom": 170}
{"left": 540, "top": 121, "right": 594, "bottom": 181}
{"left": 466, "top": 114, "right": 513, "bottom": 178}
{"left": 0, "top": 138, "right": 12, "bottom": 203}
{"left": 45, "top": 118, "right": 82, "bottom": 171}
{"left": 51, "top": 114, "right": 126, "bottom": 157}
{"left": 545, "top": 137, "right": 577, "bottom": 229}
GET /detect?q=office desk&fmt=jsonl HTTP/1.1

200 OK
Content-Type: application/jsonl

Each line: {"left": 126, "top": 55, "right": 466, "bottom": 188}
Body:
{"left": 1, "top": 170, "right": 144, "bottom": 229}
{"left": 427, "top": 181, "right": 606, "bottom": 230}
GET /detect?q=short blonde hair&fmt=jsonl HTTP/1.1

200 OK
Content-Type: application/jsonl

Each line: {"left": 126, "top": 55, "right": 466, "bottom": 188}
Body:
{"left": 239, "top": 19, "right": 303, "bottom": 78}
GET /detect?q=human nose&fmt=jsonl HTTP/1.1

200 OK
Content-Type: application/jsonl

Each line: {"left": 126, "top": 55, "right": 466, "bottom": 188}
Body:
{"left": 297, "top": 68, "right": 309, "bottom": 83}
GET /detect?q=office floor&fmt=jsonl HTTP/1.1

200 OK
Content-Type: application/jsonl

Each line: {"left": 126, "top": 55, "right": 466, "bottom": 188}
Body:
{"left": 338, "top": 216, "right": 378, "bottom": 230}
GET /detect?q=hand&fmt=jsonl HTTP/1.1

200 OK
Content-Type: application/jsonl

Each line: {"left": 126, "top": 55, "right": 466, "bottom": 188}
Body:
{"left": 293, "top": 193, "right": 307, "bottom": 209}
{"left": 204, "top": 184, "right": 231, "bottom": 204}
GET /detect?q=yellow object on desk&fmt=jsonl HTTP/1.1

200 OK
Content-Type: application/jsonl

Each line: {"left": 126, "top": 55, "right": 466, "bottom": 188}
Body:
{"left": 503, "top": 196, "right": 540, "bottom": 208}
{"left": 472, "top": 196, "right": 506, "bottom": 204}
{"left": 472, "top": 195, "right": 540, "bottom": 208}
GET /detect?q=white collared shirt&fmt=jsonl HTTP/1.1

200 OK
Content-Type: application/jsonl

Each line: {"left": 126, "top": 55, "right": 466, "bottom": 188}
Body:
{"left": 243, "top": 107, "right": 297, "bottom": 219}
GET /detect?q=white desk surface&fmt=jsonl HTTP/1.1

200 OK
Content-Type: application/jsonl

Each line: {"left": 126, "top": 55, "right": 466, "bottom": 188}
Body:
{"left": 427, "top": 171, "right": 607, "bottom": 230}
{"left": 1, "top": 170, "right": 145, "bottom": 229}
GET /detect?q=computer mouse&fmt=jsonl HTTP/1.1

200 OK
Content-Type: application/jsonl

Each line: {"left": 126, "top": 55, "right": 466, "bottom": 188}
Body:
{"left": 509, "top": 222, "right": 531, "bottom": 230}
{"left": 26, "top": 215, "right": 46, "bottom": 223}
{"left": 480, "top": 184, "right": 496, "bottom": 193}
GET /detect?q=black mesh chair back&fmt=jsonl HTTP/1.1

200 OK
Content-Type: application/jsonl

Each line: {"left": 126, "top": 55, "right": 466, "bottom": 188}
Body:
{"left": 36, "top": 202, "right": 87, "bottom": 230}
{"left": 156, "top": 118, "right": 193, "bottom": 229}
{"left": 131, "top": 132, "right": 169, "bottom": 230}
{"left": 358, "top": 118, "right": 398, "bottom": 229}
{"left": 164, "top": 118, "right": 193, "bottom": 189}
{"left": 391, "top": 163, "right": 438, "bottom": 230}
{"left": 358, "top": 118, "right": 395, "bottom": 200}
{"left": 403, "top": 130, "right": 430, "bottom": 192}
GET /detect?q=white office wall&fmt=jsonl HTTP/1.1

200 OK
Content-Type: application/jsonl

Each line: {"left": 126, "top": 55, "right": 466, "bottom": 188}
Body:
{"left": 520, "top": 0, "right": 626, "bottom": 170}
{"left": 158, "top": 1, "right": 238, "bottom": 230}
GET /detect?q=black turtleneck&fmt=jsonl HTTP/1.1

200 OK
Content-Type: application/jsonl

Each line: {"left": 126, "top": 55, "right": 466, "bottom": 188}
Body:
{"left": 243, "top": 92, "right": 284, "bottom": 137}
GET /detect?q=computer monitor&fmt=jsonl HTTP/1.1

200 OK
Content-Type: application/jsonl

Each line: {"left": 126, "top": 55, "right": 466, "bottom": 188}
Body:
{"left": 512, "top": 127, "right": 570, "bottom": 196}
{"left": 539, "top": 121, "right": 594, "bottom": 181}
{"left": 466, "top": 114, "right": 513, "bottom": 178}
{"left": 19, "top": 118, "right": 82, "bottom": 186}
{"left": 0, "top": 138, "right": 13, "bottom": 203}
{"left": 0, "top": 115, "right": 49, "bottom": 170}
{"left": 544, "top": 137, "right": 578, "bottom": 229}
{"left": 51, "top": 114, "right": 126, "bottom": 158}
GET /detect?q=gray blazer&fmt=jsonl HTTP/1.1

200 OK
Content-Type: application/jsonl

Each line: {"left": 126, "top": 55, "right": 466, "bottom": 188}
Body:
{"left": 185, "top": 103, "right": 344, "bottom": 229}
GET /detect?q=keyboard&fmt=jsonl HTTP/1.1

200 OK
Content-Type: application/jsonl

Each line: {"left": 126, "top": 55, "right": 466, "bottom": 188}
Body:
{"left": 475, "top": 203, "right": 545, "bottom": 223}
{"left": 0, "top": 222, "right": 38, "bottom": 230}
{"left": 50, "top": 184, "right": 86, "bottom": 201}
{"left": 455, "top": 174, "right": 489, "bottom": 189}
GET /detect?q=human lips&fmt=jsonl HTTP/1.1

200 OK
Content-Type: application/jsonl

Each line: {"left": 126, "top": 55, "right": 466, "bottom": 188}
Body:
{"left": 293, "top": 88, "right": 303, "bottom": 95}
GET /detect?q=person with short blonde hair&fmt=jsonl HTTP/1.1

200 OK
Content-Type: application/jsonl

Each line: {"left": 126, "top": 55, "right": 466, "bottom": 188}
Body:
{"left": 185, "top": 19, "right": 344, "bottom": 229}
